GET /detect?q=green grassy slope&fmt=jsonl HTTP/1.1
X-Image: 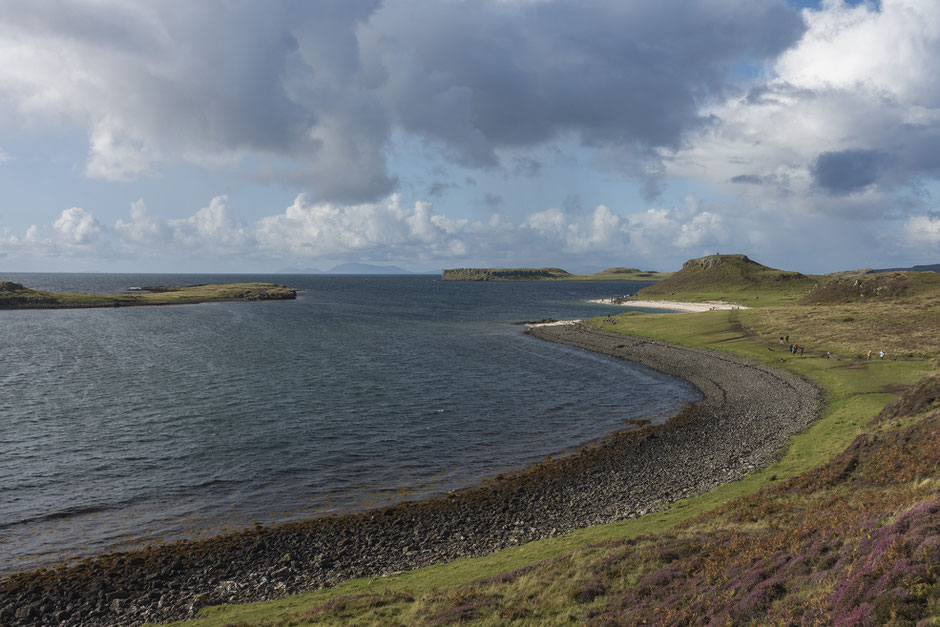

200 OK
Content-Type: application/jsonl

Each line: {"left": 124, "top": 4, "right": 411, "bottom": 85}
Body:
{"left": 166, "top": 258, "right": 939, "bottom": 626}
{"left": 440, "top": 267, "right": 670, "bottom": 281}
{"left": 630, "top": 254, "right": 818, "bottom": 306}
{"left": 800, "top": 270, "right": 940, "bottom": 305}
{"left": 0, "top": 281, "right": 296, "bottom": 309}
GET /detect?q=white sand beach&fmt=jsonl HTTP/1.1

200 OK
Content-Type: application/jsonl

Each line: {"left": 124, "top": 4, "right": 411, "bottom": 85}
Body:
{"left": 526, "top": 319, "right": 582, "bottom": 327}
{"left": 588, "top": 298, "right": 750, "bottom": 313}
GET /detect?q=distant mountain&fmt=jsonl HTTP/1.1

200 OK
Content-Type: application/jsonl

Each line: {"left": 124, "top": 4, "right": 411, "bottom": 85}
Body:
{"left": 277, "top": 266, "right": 322, "bottom": 274}
{"left": 869, "top": 264, "right": 940, "bottom": 273}
{"left": 327, "top": 263, "right": 413, "bottom": 274}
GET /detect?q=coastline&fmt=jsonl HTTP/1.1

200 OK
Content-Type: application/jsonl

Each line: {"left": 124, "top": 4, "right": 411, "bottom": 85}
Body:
{"left": 587, "top": 298, "right": 750, "bottom": 312}
{"left": 0, "top": 324, "right": 822, "bottom": 627}
{"left": 0, "top": 282, "right": 296, "bottom": 310}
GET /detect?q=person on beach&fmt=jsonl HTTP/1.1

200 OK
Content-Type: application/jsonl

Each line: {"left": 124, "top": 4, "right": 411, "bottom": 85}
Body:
{"left": 867, "top": 349, "right": 872, "bottom": 360}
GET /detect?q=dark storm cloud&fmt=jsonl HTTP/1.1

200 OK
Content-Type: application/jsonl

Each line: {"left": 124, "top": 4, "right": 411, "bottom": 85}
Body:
{"left": 0, "top": 0, "right": 805, "bottom": 202}
{"left": 812, "top": 149, "right": 888, "bottom": 195}
{"left": 366, "top": 0, "right": 804, "bottom": 165}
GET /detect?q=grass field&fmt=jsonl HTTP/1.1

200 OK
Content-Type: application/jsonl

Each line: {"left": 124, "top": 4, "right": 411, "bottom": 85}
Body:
{"left": 162, "top": 259, "right": 939, "bottom": 626}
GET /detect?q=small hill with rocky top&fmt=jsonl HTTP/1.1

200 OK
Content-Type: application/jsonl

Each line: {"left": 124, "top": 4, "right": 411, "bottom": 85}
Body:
{"left": 633, "top": 254, "right": 817, "bottom": 305}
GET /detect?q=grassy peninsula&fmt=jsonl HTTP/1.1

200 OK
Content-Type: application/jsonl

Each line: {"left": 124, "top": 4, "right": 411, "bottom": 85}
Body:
{"left": 441, "top": 267, "right": 670, "bottom": 281}
{"left": 161, "top": 255, "right": 938, "bottom": 626}
{"left": 0, "top": 281, "right": 296, "bottom": 309}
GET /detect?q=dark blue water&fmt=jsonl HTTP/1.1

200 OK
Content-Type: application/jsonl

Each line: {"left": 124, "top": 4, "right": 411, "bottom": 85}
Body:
{"left": 0, "top": 274, "right": 699, "bottom": 573}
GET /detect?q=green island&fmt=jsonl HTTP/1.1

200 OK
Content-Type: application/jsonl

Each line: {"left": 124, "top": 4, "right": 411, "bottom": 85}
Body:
{"left": 440, "top": 266, "right": 671, "bottom": 281}
{"left": 0, "top": 281, "right": 297, "bottom": 309}
{"left": 168, "top": 254, "right": 938, "bottom": 626}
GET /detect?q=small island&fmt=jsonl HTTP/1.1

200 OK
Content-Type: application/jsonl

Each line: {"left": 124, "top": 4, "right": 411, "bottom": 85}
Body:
{"left": 0, "top": 281, "right": 297, "bottom": 310}
{"left": 441, "top": 266, "right": 671, "bottom": 281}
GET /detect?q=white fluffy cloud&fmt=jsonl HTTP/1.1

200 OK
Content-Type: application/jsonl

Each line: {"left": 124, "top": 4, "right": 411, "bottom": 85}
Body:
{"left": 0, "top": 207, "right": 106, "bottom": 263}
{"left": 3, "top": 193, "right": 739, "bottom": 270}
{"left": 625, "top": 197, "right": 729, "bottom": 258}
{"left": 671, "top": 0, "right": 940, "bottom": 219}
{"left": 523, "top": 205, "right": 628, "bottom": 254}
{"left": 52, "top": 207, "right": 103, "bottom": 245}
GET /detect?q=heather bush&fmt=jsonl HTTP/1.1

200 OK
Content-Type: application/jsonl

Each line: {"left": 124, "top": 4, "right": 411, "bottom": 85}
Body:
{"left": 572, "top": 578, "right": 607, "bottom": 603}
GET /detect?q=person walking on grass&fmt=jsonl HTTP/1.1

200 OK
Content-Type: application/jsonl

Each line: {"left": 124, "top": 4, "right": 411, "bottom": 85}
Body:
{"left": 867, "top": 349, "right": 872, "bottom": 360}
{"left": 880, "top": 349, "right": 885, "bottom": 360}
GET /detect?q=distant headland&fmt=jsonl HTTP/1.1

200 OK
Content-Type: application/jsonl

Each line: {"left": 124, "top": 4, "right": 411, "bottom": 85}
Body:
{"left": 440, "top": 266, "right": 670, "bottom": 281}
{"left": 0, "top": 281, "right": 297, "bottom": 310}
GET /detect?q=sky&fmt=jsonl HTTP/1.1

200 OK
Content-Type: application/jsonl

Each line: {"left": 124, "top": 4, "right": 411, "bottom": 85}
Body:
{"left": 0, "top": 0, "right": 938, "bottom": 274}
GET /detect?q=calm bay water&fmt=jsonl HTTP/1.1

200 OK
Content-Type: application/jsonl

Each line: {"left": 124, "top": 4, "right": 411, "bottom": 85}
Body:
{"left": 0, "top": 274, "right": 699, "bottom": 573}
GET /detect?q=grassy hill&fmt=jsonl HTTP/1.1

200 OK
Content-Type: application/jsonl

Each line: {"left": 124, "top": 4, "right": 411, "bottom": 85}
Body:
{"left": 441, "top": 267, "right": 670, "bottom": 281}
{"left": 160, "top": 256, "right": 939, "bottom": 626}
{"left": 800, "top": 271, "right": 940, "bottom": 305}
{"left": 0, "top": 281, "right": 296, "bottom": 309}
{"left": 630, "top": 254, "right": 818, "bottom": 306}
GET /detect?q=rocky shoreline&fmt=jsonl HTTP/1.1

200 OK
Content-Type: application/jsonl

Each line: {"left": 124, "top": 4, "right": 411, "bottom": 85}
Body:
{"left": 0, "top": 324, "right": 822, "bottom": 627}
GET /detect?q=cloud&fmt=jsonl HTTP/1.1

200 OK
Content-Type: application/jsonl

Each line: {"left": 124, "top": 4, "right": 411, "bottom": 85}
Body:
{"left": 0, "top": 0, "right": 804, "bottom": 202}
{"left": 512, "top": 157, "right": 542, "bottom": 178}
{"left": 114, "top": 196, "right": 249, "bottom": 258}
{"left": 3, "top": 192, "right": 741, "bottom": 271}
{"left": 52, "top": 207, "right": 103, "bottom": 245}
{"left": 670, "top": 0, "right": 940, "bottom": 219}
{"left": 730, "top": 174, "right": 764, "bottom": 185}
{"left": 169, "top": 196, "right": 247, "bottom": 250}
{"left": 114, "top": 199, "right": 172, "bottom": 244}
{"left": 903, "top": 214, "right": 940, "bottom": 247}
{"left": 367, "top": 0, "right": 803, "bottom": 187}
{"left": 483, "top": 193, "right": 503, "bottom": 208}
{"left": 254, "top": 194, "right": 467, "bottom": 260}
{"left": 0, "top": 207, "right": 108, "bottom": 265}
{"left": 811, "top": 149, "right": 888, "bottom": 195}
{"left": 625, "top": 197, "right": 728, "bottom": 257}
{"left": 0, "top": 1, "right": 389, "bottom": 200}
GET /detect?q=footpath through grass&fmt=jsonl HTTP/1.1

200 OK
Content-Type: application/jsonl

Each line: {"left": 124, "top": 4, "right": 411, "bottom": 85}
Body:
{"left": 166, "top": 295, "right": 937, "bottom": 626}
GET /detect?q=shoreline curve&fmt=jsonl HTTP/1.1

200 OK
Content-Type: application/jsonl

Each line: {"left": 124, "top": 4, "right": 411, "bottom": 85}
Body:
{"left": 0, "top": 324, "right": 822, "bottom": 627}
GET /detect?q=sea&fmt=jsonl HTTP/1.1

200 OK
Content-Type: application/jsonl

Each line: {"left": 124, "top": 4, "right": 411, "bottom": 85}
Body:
{"left": 0, "top": 273, "right": 700, "bottom": 574}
